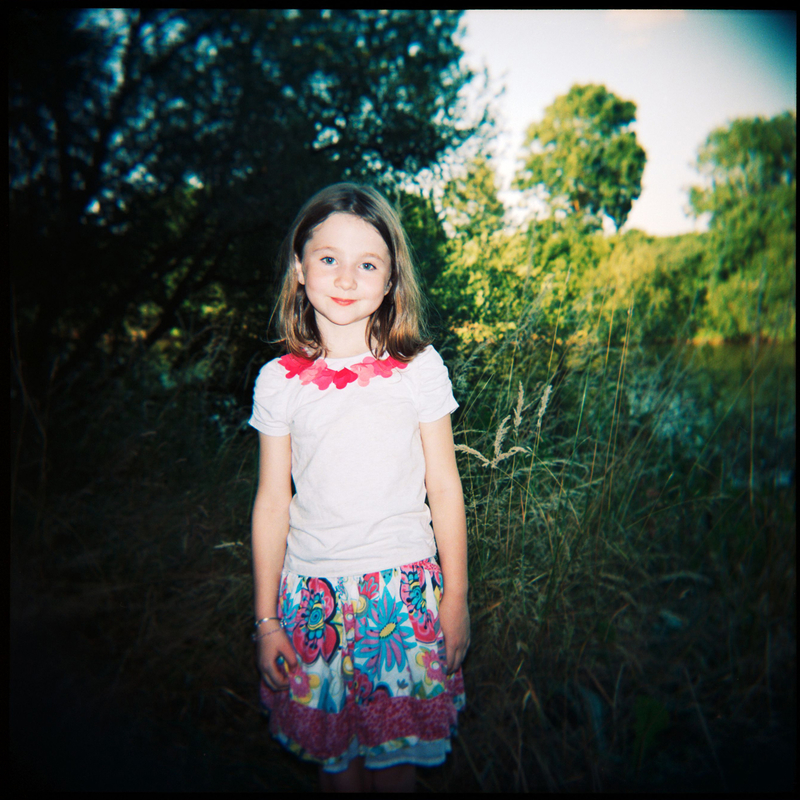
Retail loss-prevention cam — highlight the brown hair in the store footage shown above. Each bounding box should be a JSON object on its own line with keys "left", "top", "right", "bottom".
{"left": 274, "top": 183, "right": 429, "bottom": 361}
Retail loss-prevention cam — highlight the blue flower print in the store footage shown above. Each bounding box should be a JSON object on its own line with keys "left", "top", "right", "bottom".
{"left": 279, "top": 578, "right": 300, "bottom": 631}
{"left": 355, "top": 587, "right": 415, "bottom": 676}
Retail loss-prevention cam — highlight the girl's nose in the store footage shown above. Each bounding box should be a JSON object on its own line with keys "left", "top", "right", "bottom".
{"left": 334, "top": 265, "right": 357, "bottom": 290}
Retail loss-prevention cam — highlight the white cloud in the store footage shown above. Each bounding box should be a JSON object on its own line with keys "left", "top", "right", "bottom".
{"left": 606, "top": 9, "right": 686, "bottom": 32}
{"left": 606, "top": 9, "right": 686, "bottom": 48}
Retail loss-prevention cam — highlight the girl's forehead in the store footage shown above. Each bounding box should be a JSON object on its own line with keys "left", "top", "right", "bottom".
{"left": 304, "top": 213, "right": 390, "bottom": 254}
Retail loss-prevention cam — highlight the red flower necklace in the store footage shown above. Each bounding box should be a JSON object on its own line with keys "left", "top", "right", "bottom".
{"left": 279, "top": 352, "right": 407, "bottom": 390}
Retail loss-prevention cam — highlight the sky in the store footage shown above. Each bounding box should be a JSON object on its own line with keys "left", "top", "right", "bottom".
{"left": 459, "top": 10, "right": 796, "bottom": 236}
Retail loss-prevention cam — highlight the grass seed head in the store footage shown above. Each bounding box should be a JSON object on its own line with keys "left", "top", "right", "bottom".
{"left": 537, "top": 384, "right": 552, "bottom": 429}
{"left": 514, "top": 381, "right": 524, "bottom": 432}
{"left": 493, "top": 415, "right": 511, "bottom": 460}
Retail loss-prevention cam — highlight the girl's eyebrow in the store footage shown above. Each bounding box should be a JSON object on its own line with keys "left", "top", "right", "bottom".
{"left": 309, "top": 245, "right": 387, "bottom": 261}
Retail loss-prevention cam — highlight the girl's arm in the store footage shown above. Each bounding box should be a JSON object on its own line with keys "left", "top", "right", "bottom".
{"left": 420, "top": 414, "right": 470, "bottom": 674}
{"left": 251, "top": 432, "right": 297, "bottom": 689}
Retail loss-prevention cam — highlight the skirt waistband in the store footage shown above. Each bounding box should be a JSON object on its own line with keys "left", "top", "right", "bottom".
{"left": 281, "top": 557, "right": 440, "bottom": 582}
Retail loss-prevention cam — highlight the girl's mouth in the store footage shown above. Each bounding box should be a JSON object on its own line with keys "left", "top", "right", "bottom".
{"left": 331, "top": 298, "right": 356, "bottom": 305}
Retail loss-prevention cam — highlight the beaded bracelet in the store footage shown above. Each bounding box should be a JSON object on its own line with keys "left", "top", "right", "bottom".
{"left": 252, "top": 616, "right": 286, "bottom": 643}
{"left": 251, "top": 625, "right": 285, "bottom": 642}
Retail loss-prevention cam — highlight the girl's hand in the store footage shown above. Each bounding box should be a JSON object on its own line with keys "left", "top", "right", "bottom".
{"left": 438, "top": 591, "right": 471, "bottom": 675}
{"left": 256, "top": 625, "right": 298, "bottom": 691}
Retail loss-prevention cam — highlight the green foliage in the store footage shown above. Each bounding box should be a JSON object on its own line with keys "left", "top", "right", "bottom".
{"left": 689, "top": 112, "right": 796, "bottom": 340}
{"left": 583, "top": 231, "right": 708, "bottom": 343}
{"left": 429, "top": 157, "right": 611, "bottom": 352}
{"left": 515, "top": 84, "right": 646, "bottom": 231}
{"left": 525, "top": 215, "right": 611, "bottom": 332}
{"left": 434, "top": 157, "right": 525, "bottom": 344}
{"left": 690, "top": 112, "right": 796, "bottom": 220}
{"left": 9, "top": 9, "right": 482, "bottom": 393}
{"left": 394, "top": 189, "right": 452, "bottom": 298}
{"left": 446, "top": 304, "right": 794, "bottom": 790}
{"left": 443, "top": 155, "right": 506, "bottom": 240}
{"left": 433, "top": 107, "right": 795, "bottom": 352}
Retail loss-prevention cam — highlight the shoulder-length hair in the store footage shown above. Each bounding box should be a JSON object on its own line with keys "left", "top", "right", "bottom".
{"left": 274, "top": 183, "right": 430, "bottom": 362}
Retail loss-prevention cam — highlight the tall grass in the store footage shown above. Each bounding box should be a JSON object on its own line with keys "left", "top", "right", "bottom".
{"left": 435, "top": 306, "right": 795, "bottom": 791}
{"left": 10, "top": 304, "right": 795, "bottom": 790}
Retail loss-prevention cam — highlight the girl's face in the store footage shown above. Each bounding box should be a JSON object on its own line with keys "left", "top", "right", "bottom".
{"left": 295, "top": 212, "right": 392, "bottom": 348}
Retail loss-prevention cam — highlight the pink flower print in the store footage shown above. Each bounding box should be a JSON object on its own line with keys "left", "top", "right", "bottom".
{"left": 416, "top": 648, "right": 446, "bottom": 686}
{"left": 278, "top": 353, "right": 314, "bottom": 379}
{"left": 428, "top": 566, "right": 444, "bottom": 604}
{"left": 293, "top": 577, "right": 340, "bottom": 664}
{"left": 311, "top": 365, "right": 338, "bottom": 389}
{"left": 362, "top": 355, "right": 383, "bottom": 371}
{"left": 332, "top": 367, "right": 358, "bottom": 389}
{"left": 288, "top": 666, "right": 320, "bottom": 704}
{"left": 340, "top": 601, "right": 358, "bottom": 645}
{"left": 400, "top": 566, "right": 437, "bottom": 643}
{"left": 359, "top": 573, "right": 380, "bottom": 600}
{"left": 385, "top": 356, "right": 407, "bottom": 374}
{"left": 351, "top": 360, "right": 378, "bottom": 386}
{"left": 350, "top": 667, "right": 374, "bottom": 705}
{"left": 370, "top": 356, "right": 399, "bottom": 378}
{"left": 297, "top": 359, "right": 327, "bottom": 386}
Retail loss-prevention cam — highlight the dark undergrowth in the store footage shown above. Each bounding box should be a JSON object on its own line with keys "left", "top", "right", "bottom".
{"left": 10, "top": 330, "right": 796, "bottom": 792}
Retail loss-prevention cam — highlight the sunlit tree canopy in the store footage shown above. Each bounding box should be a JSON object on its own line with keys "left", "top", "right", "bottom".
{"left": 515, "top": 84, "right": 646, "bottom": 232}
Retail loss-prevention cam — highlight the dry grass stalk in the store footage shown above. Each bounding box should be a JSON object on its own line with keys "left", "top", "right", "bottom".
{"left": 536, "top": 384, "right": 552, "bottom": 429}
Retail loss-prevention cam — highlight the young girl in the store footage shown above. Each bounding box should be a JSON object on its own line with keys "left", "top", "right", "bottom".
{"left": 248, "top": 183, "right": 469, "bottom": 792}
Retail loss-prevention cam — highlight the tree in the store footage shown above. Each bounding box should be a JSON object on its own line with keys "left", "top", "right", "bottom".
{"left": 433, "top": 154, "right": 609, "bottom": 349}
{"left": 393, "top": 189, "right": 452, "bottom": 310}
{"left": 436, "top": 156, "right": 523, "bottom": 342}
{"left": 9, "top": 9, "right": 482, "bottom": 392}
{"left": 584, "top": 231, "right": 707, "bottom": 343}
{"left": 689, "top": 112, "right": 796, "bottom": 339}
{"left": 515, "top": 84, "right": 646, "bottom": 231}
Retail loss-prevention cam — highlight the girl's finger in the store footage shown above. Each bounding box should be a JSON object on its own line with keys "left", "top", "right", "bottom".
{"left": 282, "top": 649, "right": 299, "bottom": 670}
{"left": 447, "top": 643, "right": 468, "bottom": 674}
{"left": 446, "top": 647, "right": 458, "bottom": 674}
{"left": 272, "top": 632, "right": 298, "bottom": 669}
{"left": 264, "top": 668, "right": 289, "bottom": 691}
{"left": 261, "top": 656, "right": 291, "bottom": 690}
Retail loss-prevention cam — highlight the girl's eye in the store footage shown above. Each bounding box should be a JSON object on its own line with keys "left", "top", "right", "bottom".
{"left": 361, "top": 262, "right": 376, "bottom": 271}
{"left": 321, "top": 256, "right": 335, "bottom": 265}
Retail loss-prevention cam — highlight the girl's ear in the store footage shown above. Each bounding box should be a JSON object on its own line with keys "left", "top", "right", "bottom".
{"left": 294, "top": 255, "right": 305, "bottom": 286}
{"left": 384, "top": 279, "right": 392, "bottom": 296}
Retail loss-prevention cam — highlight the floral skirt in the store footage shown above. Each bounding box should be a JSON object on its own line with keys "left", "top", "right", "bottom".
{"left": 259, "top": 558, "right": 466, "bottom": 773}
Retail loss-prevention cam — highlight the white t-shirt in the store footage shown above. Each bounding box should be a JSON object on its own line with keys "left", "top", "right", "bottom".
{"left": 249, "top": 345, "right": 458, "bottom": 577}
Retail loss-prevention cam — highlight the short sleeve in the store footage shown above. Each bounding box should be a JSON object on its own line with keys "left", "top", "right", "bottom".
{"left": 249, "top": 359, "right": 291, "bottom": 436}
{"left": 410, "top": 346, "right": 459, "bottom": 423}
